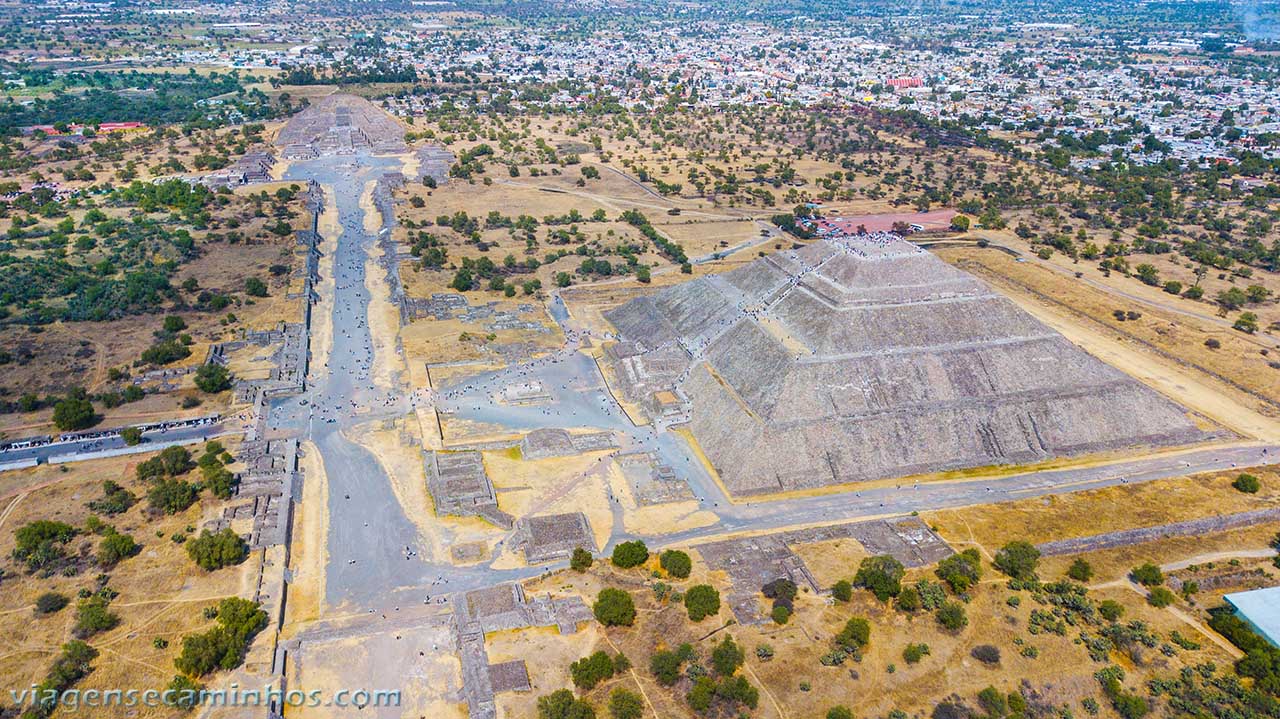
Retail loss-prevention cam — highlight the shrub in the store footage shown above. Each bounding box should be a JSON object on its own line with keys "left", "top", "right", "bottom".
{"left": 649, "top": 650, "right": 683, "bottom": 686}
{"left": 710, "top": 635, "right": 744, "bottom": 676}
{"left": 136, "top": 446, "right": 194, "bottom": 481}
{"left": 536, "top": 689, "right": 595, "bottom": 719}
{"left": 185, "top": 528, "right": 249, "bottom": 571}
{"left": 935, "top": 548, "right": 983, "bottom": 593}
{"left": 608, "top": 688, "right": 644, "bottom": 719}
{"left": 13, "top": 519, "right": 77, "bottom": 570}
{"left": 835, "top": 617, "right": 871, "bottom": 650}
{"left": 684, "top": 584, "right": 721, "bottom": 621}
{"left": 993, "top": 541, "right": 1040, "bottom": 580}
{"left": 73, "top": 595, "right": 119, "bottom": 638}
{"left": 771, "top": 604, "right": 791, "bottom": 625}
{"left": 659, "top": 550, "right": 692, "bottom": 578}
{"left": 762, "top": 578, "right": 797, "bottom": 601}
{"left": 148, "top": 479, "right": 200, "bottom": 514}
{"left": 971, "top": 645, "right": 1001, "bottom": 665}
{"left": 903, "top": 643, "right": 930, "bottom": 664}
{"left": 98, "top": 531, "right": 139, "bottom": 567}
{"left": 593, "top": 588, "right": 636, "bottom": 627}
{"left": 244, "top": 277, "right": 268, "bottom": 297}
{"left": 164, "top": 675, "right": 205, "bottom": 711}
{"left": 895, "top": 585, "right": 922, "bottom": 612}
{"left": 687, "top": 676, "right": 715, "bottom": 713}
{"left": 1098, "top": 599, "right": 1125, "bottom": 622}
{"left": 831, "top": 579, "right": 852, "bottom": 602}
{"left": 35, "top": 592, "right": 70, "bottom": 615}
{"left": 611, "top": 540, "right": 648, "bottom": 568}
{"left": 854, "top": 554, "right": 905, "bottom": 600}
{"left": 828, "top": 707, "right": 854, "bottom": 719}
{"left": 570, "top": 547, "right": 593, "bottom": 572}
{"left": 570, "top": 650, "right": 615, "bottom": 690}
{"left": 1147, "top": 587, "right": 1176, "bottom": 608}
{"left": 936, "top": 601, "right": 968, "bottom": 632}
{"left": 174, "top": 597, "right": 267, "bottom": 677}
{"left": 1067, "top": 558, "right": 1094, "bottom": 582}
{"left": 1234, "top": 473, "right": 1261, "bottom": 493}
{"left": 978, "top": 686, "right": 1007, "bottom": 717}
{"left": 1130, "top": 562, "right": 1164, "bottom": 586}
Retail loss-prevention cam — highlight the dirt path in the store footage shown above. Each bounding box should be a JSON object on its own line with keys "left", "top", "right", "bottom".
{"left": 983, "top": 270, "right": 1280, "bottom": 442}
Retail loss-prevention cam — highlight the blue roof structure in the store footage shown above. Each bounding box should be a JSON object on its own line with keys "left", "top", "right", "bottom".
{"left": 1225, "top": 586, "right": 1280, "bottom": 647}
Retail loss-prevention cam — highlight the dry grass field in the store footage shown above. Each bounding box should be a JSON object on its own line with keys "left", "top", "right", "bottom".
{"left": 0, "top": 442, "right": 260, "bottom": 718}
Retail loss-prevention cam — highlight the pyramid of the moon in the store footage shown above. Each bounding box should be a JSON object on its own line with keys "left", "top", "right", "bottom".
{"left": 276, "top": 93, "right": 406, "bottom": 156}
{"left": 603, "top": 234, "right": 1209, "bottom": 497}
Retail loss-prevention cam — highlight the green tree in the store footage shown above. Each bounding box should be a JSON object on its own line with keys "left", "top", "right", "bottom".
{"left": 935, "top": 548, "right": 982, "bottom": 593}
{"left": 993, "top": 541, "right": 1040, "bottom": 581}
{"left": 1234, "top": 312, "right": 1259, "bottom": 334}
{"left": 828, "top": 707, "right": 855, "bottom": 719}
{"left": 978, "top": 686, "right": 1007, "bottom": 717}
{"left": 1147, "top": 587, "right": 1176, "bottom": 608}
{"left": 53, "top": 395, "right": 96, "bottom": 431}
{"left": 537, "top": 689, "right": 595, "bottom": 719}
{"left": 570, "top": 651, "right": 615, "bottom": 690}
{"left": 593, "top": 588, "right": 636, "bottom": 627}
{"left": 659, "top": 549, "right": 691, "bottom": 579}
{"left": 570, "top": 547, "right": 593, "bottom": 572}
{"left": 194, "top": 363, "right": 232, "bottom": 393}
{"left": 1130, "top": 562, "right": 1164, "bottom": 586}
{"left": 120, "top": 427, "right": 143, "bottom": 446}
{"left": 649, "top": 650, "right": 683, "bottom": 686}
{"left": 608, "top": 689, "right": 644, "bottom": 719}
{"left": 835, "top": 617, "right": 870, "bottom": 650}
{"left": 710, "top": 635, "right": 744, "bottom": 676}
{"left": 903, "top": 643, "right": 930, "bottom": 664}
{"left": 244, "top": 277, "right": 268, "bottom": 297}
{"left": 854, "top": 554, "right": 905, "bottom": 600}
{"left": 164, "top": 675, "right": 205, "bottom": 711}
{"left": 174, "top": 597, "right": 267, "bottom": 677}
{"left": 684, "top": 585, "right": 720, "bottom": 622}
{"left": 1135, "top": 264, "right": 1160, "bottom": 286}
{"left": 611, "top": 540, "right": 649, "bottom": 568}
{"left": 148, "top": 479, "right": 200, "bottom": 514}
{"left": 185, "top": 528, "right": 249, "bottom": 571}
{"left": 13, "top": 519, "right": 77, "bottom": 570}
{"left": 950, "top": 215, "right": 971, "bottom": 232}
{"left": 73, "top": 595, "right": 120, "bottom": 638}
{"left": 1098, "top": 599, "right": 1125, "bottom": 622}
{"left": 831, "top": 579, "right": 852, "bottom": 602}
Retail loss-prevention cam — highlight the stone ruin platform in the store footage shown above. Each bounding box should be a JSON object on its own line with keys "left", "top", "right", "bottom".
{"left": 520, "top": 428, "right": 616, "bottom": 460}
{"left": 604, "top": 234, "right": 1211, "bottom": 497}
{"left": 453, "top": 583, "right": 592, "bottom": 719}
{"left": 511, "top": 512, "right": 595, "bottom": 563}
{"left": 695, "top": 515, "right": 953, "bottom": 624}
{"left": 426, "top": 450, "right": 513, "bottom": 529}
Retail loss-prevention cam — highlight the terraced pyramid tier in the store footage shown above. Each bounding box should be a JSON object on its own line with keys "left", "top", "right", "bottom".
{"left": 604, "top": 235, "right": 1210, "bottom": 496}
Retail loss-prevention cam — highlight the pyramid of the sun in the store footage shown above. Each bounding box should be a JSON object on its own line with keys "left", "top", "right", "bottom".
{"left": 604, "top": 235, "right": 1208, "bottom": 497}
